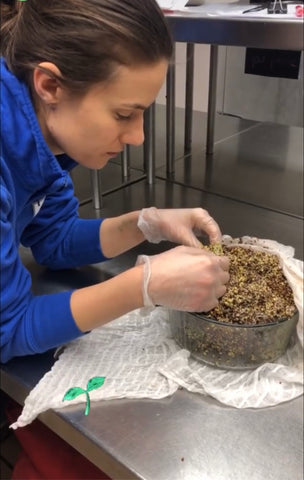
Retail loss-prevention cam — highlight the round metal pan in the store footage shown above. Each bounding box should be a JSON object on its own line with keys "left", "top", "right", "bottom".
{"left": 170, "top": 309, "right": 299, "bottom": 369}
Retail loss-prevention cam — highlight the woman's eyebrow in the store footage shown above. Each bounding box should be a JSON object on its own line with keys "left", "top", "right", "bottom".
{"left": 120, "top": 103, "right": 147, "bottom": 110}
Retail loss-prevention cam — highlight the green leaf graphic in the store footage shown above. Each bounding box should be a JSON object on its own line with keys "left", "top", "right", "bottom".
{"left": 62, "top": 376, "right": 106, "bottom": 415}
{"left": 63, "top": 387, "right": 86, "bottom": 401}
{"left": 86, "top": 376, "right": 106, "bottom": 392}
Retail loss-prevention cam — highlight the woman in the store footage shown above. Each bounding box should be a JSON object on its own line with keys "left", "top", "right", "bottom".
{"left": 1, "top": 0, "right": 230, "bottom": 477}
{"left": 0, "top": 0, "right": 229, "bottom": 365}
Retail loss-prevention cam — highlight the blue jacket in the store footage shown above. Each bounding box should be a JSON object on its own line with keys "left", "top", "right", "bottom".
{"left": 0, "top": 58, "right": 108, "bottom": 363}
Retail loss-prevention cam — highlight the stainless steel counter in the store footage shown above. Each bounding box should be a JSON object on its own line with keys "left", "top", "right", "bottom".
{"left": 2, "top": 352, "right": 303, "bottom": 480}
{"left": 163, "top": 1, "right": 304, "bottom": 177}
{"left": 166, "top": 2, "right": 304, "bottom": 50}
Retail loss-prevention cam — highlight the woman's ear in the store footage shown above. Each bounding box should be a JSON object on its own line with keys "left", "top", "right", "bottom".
{"left": 33, "top": 62, "right": 64, "bottom": 106}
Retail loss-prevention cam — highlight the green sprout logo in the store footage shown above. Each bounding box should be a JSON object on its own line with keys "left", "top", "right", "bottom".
{"left": 63, "top": 376, "right": 106, "bottom": 415}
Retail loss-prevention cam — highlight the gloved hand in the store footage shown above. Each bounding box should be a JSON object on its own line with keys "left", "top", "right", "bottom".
{"left": 137, "top": 207, "right": 221, "bottom": 247}
{"left": 136, "top": 246, "right": 230, "bottom": 312}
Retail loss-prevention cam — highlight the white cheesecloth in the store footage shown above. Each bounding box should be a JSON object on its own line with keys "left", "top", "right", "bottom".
{"left": 11, "top": 236, "right": 303, "bottom": 429}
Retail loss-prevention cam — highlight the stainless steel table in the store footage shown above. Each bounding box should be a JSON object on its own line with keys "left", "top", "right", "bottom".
{"left": 167, "top": 2, "right": 303, "bottom": 49}
{"left": 1, "top": 181, "right": 303, "bottom": 480}
{"left": 165, "top": 1, "right": 304, "bottom": 170}
{"left": 2, "top": 352, "right": 303, "bottom": 480}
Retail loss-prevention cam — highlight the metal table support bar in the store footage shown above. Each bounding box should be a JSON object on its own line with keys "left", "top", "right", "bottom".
{"left": 121, "top": 145, "right": 130, "bottom": 180}
{"left": 143, "top": 103, "right": 156, "bottom": 184}
{"left": 184, "top": 43, "right": 195, "bottom": 155}
{"left": 166, "top": 45, "right": 176, "bottom": 176}
{"left": 206, "top": 44, "right": 219, "bottom": 156}
{"left": 90, "top": 169, "right": 103, "bottom": 210}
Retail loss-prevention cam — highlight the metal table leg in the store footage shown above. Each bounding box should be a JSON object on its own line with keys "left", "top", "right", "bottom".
{"left": 184, "top": 43, "right": 195, "bottom": 155}
{"left": 206, "top": 44, "right": 219, "bottom": 156}
{"left": 121, "top": 145, "right": 130, "bottom": 180}
{"left": 166, "top": 44, "right": 176, "bottom": 176}
{"left": 90, "top": 169, "right": 103, "bottom": 210}
{"left": 143, "top": 103, "right": 156, "bottom": 184}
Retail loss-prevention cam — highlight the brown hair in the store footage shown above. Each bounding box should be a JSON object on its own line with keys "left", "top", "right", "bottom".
{"left": 1, "top": 0, "right": 173, "bottom": 93}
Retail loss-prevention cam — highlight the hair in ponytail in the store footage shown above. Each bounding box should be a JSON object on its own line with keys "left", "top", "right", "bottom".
{"left": 1, "top": 0, "right": 172, "bottom": 93}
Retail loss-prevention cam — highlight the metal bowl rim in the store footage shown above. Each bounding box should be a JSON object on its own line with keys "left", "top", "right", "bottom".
{"left": 188, "top": 309, "right": 299, "bottom": 329}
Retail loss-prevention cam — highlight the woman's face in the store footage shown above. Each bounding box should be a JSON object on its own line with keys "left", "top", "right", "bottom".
{"left": 37, "top": 60, "right": 168, "bottom": 169}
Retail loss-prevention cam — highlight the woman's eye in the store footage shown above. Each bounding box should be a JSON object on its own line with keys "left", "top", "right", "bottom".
{"left": 116, "top": 113, "right": 132, "bottom": 121}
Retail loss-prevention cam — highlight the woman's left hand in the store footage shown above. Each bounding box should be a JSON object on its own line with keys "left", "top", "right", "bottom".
{"left": 137, "top": 207, "right": 222, "bottom": 247}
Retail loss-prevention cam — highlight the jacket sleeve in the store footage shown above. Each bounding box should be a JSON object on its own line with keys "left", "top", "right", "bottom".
{"left": 21, "top": 172, "right": 109, "bottom": 269}
{"left": 0, "top": 182, "right": 84, "bottom": 363}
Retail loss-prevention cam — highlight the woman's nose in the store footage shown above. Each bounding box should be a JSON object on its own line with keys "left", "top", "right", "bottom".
{"left": 120, "top": 117, "right": 145, "bottom": 146}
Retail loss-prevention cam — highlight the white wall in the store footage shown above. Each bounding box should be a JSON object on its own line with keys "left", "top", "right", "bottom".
{"left": 156, "top": 43, "right": 304, "bottom": 127}
{"left": 156, "top": 42, "right": 211, "bottom": 112}
{"left": 222, "top": 47, "right": 304, "bottom": 127}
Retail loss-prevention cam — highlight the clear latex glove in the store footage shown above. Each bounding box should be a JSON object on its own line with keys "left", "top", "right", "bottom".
{"left": 137, "top": 207, "right": 221, "bottom": 247}
{"left": 136, "top": 246, "right": 230, "bottom": 312}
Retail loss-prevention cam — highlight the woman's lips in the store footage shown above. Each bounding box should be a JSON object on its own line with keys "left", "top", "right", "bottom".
{"left": 106, "top": 151, "right": 122, "bottom": 156}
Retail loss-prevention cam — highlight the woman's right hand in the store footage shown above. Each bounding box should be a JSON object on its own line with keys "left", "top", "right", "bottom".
{"left": 136, "top": 246, "right": 230, "bottom": 312}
